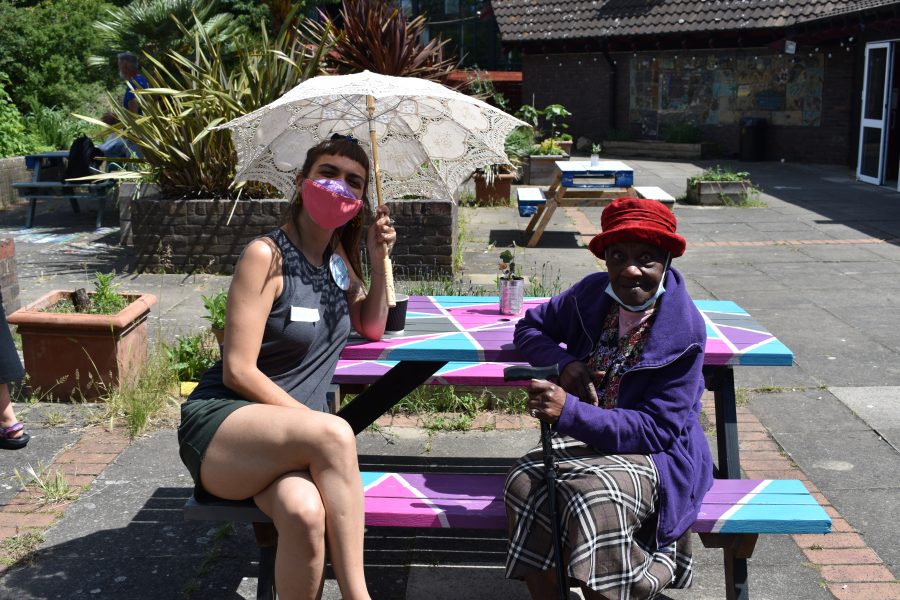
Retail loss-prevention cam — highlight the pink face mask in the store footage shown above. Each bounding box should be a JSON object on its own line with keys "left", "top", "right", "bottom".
{"left": 301, "top": 178, "right": 363, "bottom": 229}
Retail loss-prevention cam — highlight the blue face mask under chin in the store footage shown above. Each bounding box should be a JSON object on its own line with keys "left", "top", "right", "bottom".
{"left": 605, "top": 274, "right": 666, "bottom": 312}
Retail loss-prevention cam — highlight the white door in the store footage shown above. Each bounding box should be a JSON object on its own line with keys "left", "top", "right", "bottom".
{"left": 858, "top": 43, "right": 894, "bottom": 184}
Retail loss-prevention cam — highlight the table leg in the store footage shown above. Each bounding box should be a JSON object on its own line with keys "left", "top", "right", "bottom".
{"left": 337, "top": 360, "right": 446, "bottom": 434}
{"left": 704, "top": 365, "right": 741, "bottom": 479}
{"left": 524, "top": 205, "right": 545, "bottom": 236}
{"left": 703, "top": 365, "right": 748, "bottom": 598}
{"left": 526, "top": 199, "right": 558, "bottom": 248}
{"left": 26, "top": 199, "right": 36, "bottom": 228}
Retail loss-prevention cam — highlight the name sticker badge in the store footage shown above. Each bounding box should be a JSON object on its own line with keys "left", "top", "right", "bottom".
{"left": 329, "top": 254, "right": 350, "bottom": 291}
{"left": 290, "top": 306, "right": 320, "bottom": 323}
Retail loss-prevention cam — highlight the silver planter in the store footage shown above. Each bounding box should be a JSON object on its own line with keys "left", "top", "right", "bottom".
{"left": 499, "top": 278, "right": 525, "bottom": 315}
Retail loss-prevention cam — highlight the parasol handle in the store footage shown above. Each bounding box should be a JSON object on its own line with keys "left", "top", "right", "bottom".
{"left": 367, "top": 94, "right": 396, "bottom": 307}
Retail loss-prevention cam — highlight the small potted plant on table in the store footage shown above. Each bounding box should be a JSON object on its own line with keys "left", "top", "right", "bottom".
{"left": 498, "top": 249, "right": 525, "bottom": 315}
{"left": 7, "top": 272, "right": 157, "bottom": 400}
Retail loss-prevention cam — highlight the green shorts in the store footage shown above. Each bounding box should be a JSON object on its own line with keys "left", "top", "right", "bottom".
{"left": 178, "top": 397, "right": 254, "bottom": 493}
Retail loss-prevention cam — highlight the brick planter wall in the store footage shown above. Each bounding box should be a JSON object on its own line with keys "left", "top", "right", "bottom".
{"left": 0, "top": 157, "right": 29, "bottom": 210}
{"left": 0, "top": 238, "right": 20, "bottom": 315}
{"left": 131, "top": 196, "right": 456, "bottom": 277}
{"left": 386, "top": 200, "right": 456, "bottom": 279}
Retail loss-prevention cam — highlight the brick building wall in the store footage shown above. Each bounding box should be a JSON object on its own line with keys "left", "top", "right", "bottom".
{"left": 522, "top": 52, "right": 613, "bottom": 145}
{"left": 525, "top": 46, "right": 858, "bottom": 165}
{"left": 130, "top": 196, "right": 456, "bottom": 277}
{"left": 0, "top": 238, "right": 20, "bottom": 315}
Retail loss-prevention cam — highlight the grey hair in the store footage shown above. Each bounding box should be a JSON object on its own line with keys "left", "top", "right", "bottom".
{"left": 117, "top": 52, "right": 139, "bottom": 69}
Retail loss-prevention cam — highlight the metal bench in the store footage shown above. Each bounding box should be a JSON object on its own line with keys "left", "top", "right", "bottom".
{"left": 184, "top": 474, "right": 830, "bottom": 600}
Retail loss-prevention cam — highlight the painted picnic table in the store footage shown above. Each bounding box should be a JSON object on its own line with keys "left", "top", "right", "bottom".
{"left": 336, "top": 295, "right": 793, "bottom": 481}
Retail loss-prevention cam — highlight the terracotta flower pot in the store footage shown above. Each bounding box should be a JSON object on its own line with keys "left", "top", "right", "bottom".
{"left": 7, "top": 290, "right": 157, "bottom": 400}
{"left": 474, "top": 172, "right": 515, "bottom": 206}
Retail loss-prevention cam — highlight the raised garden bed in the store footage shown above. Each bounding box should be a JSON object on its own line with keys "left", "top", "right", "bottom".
{"left": 602, "top": 140, "right": 716, "bottom": 160}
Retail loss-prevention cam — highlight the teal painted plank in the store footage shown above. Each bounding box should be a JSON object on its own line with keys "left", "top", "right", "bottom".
{"left": 701, "top": 494, "right": 821, "bottom": 506}
{"left": 716, "top": 505, "right": 832, "bottom": 534}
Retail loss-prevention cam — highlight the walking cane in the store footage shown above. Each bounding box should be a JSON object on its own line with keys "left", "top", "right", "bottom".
{"left": 504, "top": 364, "right": 568, "bottom": 600}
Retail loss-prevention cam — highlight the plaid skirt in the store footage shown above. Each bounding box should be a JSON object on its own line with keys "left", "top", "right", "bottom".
{"left": 504, "top": 435, "right": 692, "bottom": 599}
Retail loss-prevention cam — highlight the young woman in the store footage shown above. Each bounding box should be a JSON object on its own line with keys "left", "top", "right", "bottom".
{"left": 178, "top": 135, "right": 395, "bottom": 600}
{"left": 505, "top": 197, "right": 713, "bottom": 600}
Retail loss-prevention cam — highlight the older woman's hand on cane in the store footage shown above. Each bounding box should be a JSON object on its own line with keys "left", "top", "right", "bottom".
{"left": 526, "top": 379, "right": 568, "bottom": 424}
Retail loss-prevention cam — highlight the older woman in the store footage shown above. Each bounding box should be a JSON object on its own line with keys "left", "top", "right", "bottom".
{"left": 505, "top": 197, "right": 713, "bottom": 600}
{"left": 179, "top": 135, "right": 395, "bottom": 600}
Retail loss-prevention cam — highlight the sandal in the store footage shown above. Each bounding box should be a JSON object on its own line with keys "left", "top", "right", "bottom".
{"left": 0, "top": 422, "right": 30, "bottom": 450}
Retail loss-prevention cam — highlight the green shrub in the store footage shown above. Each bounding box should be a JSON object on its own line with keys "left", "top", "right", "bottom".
{"left": 201, "top": 290, "right": 228, "bottom": 330}
{"left": 23, "top": 101, "right": 86, "bottom": 151}
{"left": 688, "top": 165, "right": 751, "bottom": 187}
{"left": 0, "top": 77, "right": 29, "bottom": 158}
{"left": 0, "top": 0, "right": 118, "bottom": 114}
{"left": 166, "top": 331, "right": 218, "bottom": 382}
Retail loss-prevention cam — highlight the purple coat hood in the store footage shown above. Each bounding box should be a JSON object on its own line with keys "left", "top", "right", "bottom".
{"left": 513, "top": 267, "right": 713, "bottom": 547}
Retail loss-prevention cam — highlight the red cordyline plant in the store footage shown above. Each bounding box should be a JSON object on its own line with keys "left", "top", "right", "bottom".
{"left": 310, "top": 0, "right": 457, "bottom": 82}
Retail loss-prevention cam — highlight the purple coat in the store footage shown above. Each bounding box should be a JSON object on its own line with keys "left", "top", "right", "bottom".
{"left": 513, "top": 266, "right": 713, "bottom": 547}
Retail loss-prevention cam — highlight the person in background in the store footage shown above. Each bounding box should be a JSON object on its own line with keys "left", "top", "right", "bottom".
{"left": 505, "top": 197, "right": 713, "bottom": 599}
{"left": 98, "top": 51, "right": 149, "bottom": 158}
{"left": 0, "top": 292, "right": 27, "bottom": 450}
{"left": 178, "top": 134, "right": 394, "bottom": 600}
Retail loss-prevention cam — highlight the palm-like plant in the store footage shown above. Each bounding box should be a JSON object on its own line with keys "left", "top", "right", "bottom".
{"left": 310, "top": 0, "right": 456, "bottom": 82}
{"left": 77, "top": 14, "right": 333, "bottom": 198}
{"left": 88, "top": 0, "right": 243, "bottom": 70}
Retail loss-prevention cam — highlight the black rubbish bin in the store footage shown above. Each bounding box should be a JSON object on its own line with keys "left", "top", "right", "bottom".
{"left": 739, "top": 117, "right": 767, "bottom": 161}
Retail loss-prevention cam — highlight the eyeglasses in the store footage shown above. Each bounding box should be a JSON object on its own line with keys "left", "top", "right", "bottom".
{"left": 330, "top": 133, "right": 359, "bottom": 144}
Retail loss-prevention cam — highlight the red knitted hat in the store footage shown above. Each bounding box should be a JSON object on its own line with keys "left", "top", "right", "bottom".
{"left": 588, "top": 197, "right": 686, "bottom": 259}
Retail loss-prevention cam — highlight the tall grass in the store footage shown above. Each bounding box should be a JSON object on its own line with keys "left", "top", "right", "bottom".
{"left": 103, "top": 340, "right": 180, "bottom": 438}
{"left": 24, "top": 102, "right": 85, "bottom": 150}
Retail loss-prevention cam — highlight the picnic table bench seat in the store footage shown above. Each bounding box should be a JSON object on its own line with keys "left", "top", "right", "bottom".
{"left": 514, "top": 186, "right": 547, "bottom": 217}
{"left": 12, "top": 179, "right": 115, "bottom": 229}
{"left": 184, "top": 475, "right": 830, "bottom": 600}
{"left": 633, "top": 185, "right": 676, "bottom": 208}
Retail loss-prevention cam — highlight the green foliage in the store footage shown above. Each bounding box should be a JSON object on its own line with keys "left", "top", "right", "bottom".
{"left": 515, "top": 103, "right": 571, "bottom": 141}
{"left": 498, "top": 247, "right": 522, "bottom": 280}
{"left": 90, "top": 272, "right": 128, "bottom": 315}
{"left": 23, "top": 100, "right": 86, "bottom": 151}
{"left": 80, "top": 14, "right": 332, "bottom": 197}
{"left": 14, "top": 463, "right": 79, "bottom": 505}
{"left": 0, "top": 0, "right": 118, "bottom": 114}
{"left": 104, "top": 340, "right": 180, "bottom": 438}
{"left": 88, "top": 0, "right": 245, "bottom": 72}
{"left": 201, "top": 289, "right": 227, "bottom": 330}
{"left": 591, "top": 143, "right": 602, "bottom": 154}
{"left": 662, "top": 121, "right": 701, "bottom": 144}
{"left": 688, "top": 165, "right": 751, "bottom": 187}
{"left": 0, "top": 77, "right": 30, "bottom": 158}
{"left": 310, "top": 0, "right": 456, "bottom": 81}
{"left": 463, "top": 68, "right": 510, "bottom": 111}
{"left": 542, "top": 103, "right": 571, "bottom": 138}
{"left": 166, "top": 331, "right": 218, "bottom": 382}
{"left": 532, "top": 138, "right": 566, "bottom": 156}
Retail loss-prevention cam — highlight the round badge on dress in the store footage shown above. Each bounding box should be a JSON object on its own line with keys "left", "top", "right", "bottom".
{"left": 329, "top": 254, "right": 350, "bottom": 291}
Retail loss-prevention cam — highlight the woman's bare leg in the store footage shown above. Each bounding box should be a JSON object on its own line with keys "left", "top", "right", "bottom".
{"left": 254, "top": 471, "right": 326, "bottom": 600}
{"left": 200, "top": 404, "right": 369, "bottom": 600}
